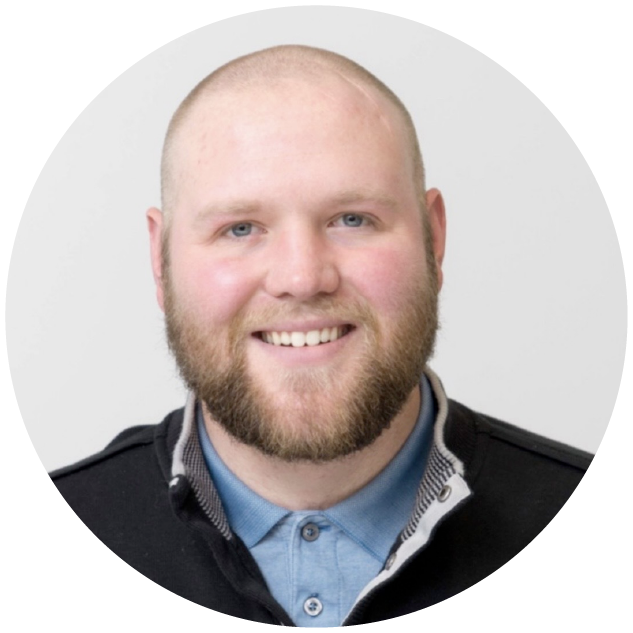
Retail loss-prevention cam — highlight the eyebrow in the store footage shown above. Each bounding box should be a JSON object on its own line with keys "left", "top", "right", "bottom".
{"left": 193, "top": 201, "right": 262, "bottom": 227}
{"left": 328, "top": 190, "right": 400, "bottom": 211}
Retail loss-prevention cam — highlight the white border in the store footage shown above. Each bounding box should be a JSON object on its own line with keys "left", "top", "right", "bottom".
{"left": 3, "top": 2, "right": 630, "bottom": 631}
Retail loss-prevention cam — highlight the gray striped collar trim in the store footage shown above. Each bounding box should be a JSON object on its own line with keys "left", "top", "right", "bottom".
{"left": 400, "top": 367, "right": 468, "bottom": 542}
{"left": 170, "top": 366, "right": 470, "bottom": 547}
{"left": 171, "top": 394, "right": 232, "bottom": 539}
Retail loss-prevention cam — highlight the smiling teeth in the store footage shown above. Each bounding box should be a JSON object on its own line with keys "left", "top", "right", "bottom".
{"left": 262, "top": 327, "right": 346, "bottom": 346}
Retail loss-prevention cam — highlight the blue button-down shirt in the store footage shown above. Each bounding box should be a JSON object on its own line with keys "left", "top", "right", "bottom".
{"left": 197, "top": 376, "right": 436, "bottom": 626}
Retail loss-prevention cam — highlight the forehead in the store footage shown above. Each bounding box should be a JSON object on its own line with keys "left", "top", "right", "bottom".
{"left": 167, "top": 75, "right": 415, "bottom": 209}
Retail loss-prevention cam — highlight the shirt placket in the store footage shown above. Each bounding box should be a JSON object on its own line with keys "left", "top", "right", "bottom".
{"left": 291, "top": 514, "right": 340, "bottom": 627}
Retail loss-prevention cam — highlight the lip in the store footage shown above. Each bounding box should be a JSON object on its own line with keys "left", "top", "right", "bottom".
{"left": 252, "top": 319, "right": 354, "bottom": 334}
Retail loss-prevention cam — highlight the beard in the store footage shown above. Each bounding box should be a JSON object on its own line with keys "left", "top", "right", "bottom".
{"left": 163, "top": 235, "right": 440, "bottom": 463}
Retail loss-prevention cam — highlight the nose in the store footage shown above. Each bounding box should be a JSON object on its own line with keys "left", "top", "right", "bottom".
{"left": 263, "top": 225, "right": 340, "bottom": 300}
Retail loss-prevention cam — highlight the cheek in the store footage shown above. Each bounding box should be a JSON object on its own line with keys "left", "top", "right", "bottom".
{"left": 347, "top": 246, "right": 427, "bottom": 315}
{"left": 172, "top": 255, "right": 259, "bottom": 325}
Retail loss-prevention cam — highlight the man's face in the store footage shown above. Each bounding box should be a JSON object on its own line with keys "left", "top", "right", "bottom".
{"left": 149, "top": 77, "right": 446, "bottom": 462}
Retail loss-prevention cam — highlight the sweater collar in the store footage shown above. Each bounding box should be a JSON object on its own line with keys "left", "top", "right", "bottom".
{"left": 170, "top": 366, "right": 470, "bottom": 545}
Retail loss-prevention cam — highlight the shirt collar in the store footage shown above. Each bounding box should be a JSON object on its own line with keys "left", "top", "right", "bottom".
{"left": 196, "top": 375, "right": 436, "bottom": 559}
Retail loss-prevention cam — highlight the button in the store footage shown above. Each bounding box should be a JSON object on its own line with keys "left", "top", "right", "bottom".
{"left": 301, "top": 523, "right": 320, "bottom": 541}
{"left": 384, "top": 553, "right": 397, "bottom": 570}
{"left": 303, "top": 597, "right": 323, "bottom": 617}
{"left": 438, "top": 485, "right": 452, "bottom": 502}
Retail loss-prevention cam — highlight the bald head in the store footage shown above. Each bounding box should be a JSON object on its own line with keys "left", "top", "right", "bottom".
{"left": 160, "top": 45, "right": 426, "bottom": 224}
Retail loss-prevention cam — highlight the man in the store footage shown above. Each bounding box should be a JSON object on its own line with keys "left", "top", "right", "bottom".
{"left": 52, "top": 45, "right": 592, "bottom": 626}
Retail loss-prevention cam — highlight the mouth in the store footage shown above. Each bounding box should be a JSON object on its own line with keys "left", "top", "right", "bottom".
{"left": 254, "top": 325, "right": 356, "bottom": 347}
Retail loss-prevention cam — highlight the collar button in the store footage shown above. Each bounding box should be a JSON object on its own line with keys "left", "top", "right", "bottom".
{"left": 301, "top": 523, "right": 320, "bottom": 541}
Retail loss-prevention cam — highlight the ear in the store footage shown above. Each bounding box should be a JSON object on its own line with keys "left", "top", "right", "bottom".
{"left": 146, "top": 207, "right": 166, "bottom": 312}
{"left": 425, "top": 188, "right": 447, "bottom": 290}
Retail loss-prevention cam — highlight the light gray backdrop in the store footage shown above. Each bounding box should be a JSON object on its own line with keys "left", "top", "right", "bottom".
{"left": 6, "top": 6, "right": 626, "bottom": 471}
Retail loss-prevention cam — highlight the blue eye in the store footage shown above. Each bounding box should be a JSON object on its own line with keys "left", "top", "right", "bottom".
{"left": 341, "top": 214, "right": 364, "bottom": 227}
{"left": 229, "top": 222, "right": 253, "bottom": 237}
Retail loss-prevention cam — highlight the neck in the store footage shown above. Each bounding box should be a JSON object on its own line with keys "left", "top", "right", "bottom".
{"left": 202, "top": 386, "right": 421, "bottom": 511}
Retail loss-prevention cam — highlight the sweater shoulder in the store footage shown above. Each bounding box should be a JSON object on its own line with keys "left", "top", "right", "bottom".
{"left": 49, "top": 408, "right": 184, "bottom": 482}
{"left": 447, "top": 399, "right": 593, "bottom": 473}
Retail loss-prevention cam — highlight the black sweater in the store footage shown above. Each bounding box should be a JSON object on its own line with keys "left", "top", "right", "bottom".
{"left": 52, "top": 395, "right": 591, "bottom": 626}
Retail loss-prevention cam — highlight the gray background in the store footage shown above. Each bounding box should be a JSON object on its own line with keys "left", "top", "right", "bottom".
{"left": 6, "top": 6, "right": 626, "bottom": 472}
